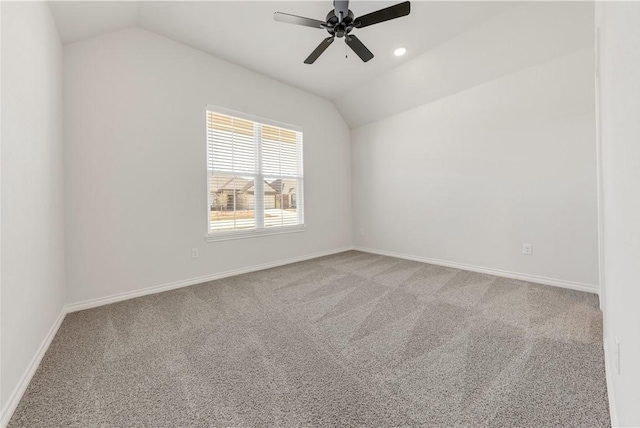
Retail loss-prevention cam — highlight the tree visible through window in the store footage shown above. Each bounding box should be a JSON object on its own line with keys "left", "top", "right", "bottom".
{"left": 206, "top": 107, "right": 304, "bottom": 236}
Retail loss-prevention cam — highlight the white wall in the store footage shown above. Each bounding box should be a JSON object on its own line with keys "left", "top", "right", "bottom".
{"left": 352, "top": 46, "right": 598, "bottom": 290}
{"left": 335, "top": 2, "right": 595, "bottom": 128}
{"left": 596, "top": 3, "right": 640, "bottom": 426}
{"left": 63, "top": 27, "right": 351, "bottom": 305}
{"left": 0, "top": 0, "right": 65, "bottom": 421}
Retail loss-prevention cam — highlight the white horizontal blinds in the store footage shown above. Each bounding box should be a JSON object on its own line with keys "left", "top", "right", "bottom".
{"left": 262, "top": 125, "right": 298, "bottom": 176}
{"left": 207, "top": 112, "right": 257, "bottom": 232}
{"left": 207, "top": 108, "right": 303, "bottom": 234}
{"left": 261, "top": 125, "right": 303, "bottom": 228}
{"left": 207, "top": 112, "right": 256, "bottom": 174}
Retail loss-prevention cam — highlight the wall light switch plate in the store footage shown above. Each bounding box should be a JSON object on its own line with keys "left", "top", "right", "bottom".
{"left": 522, "top": 244, "right": 532, "bottom": 255}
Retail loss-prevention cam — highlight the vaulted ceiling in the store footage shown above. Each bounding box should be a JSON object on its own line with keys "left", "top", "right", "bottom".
{"left": 48, "top": 1, "right": 594, "bottom": 128}
{"left": 49, "top": 1, "right": 513, "bottom": 100}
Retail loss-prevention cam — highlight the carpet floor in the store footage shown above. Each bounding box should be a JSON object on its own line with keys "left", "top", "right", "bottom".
{"left": 9, "top": 251, "right": 609, "bottom": 427}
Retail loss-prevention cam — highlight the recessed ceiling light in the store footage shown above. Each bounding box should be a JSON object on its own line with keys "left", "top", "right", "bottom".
{"left": 394, "top": 47, "right": 407, "bottom": 57}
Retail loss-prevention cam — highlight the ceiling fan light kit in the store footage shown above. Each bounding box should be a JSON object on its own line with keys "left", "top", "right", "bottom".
{"left": 274, "top": 0, "right": 411, "bottom": 64}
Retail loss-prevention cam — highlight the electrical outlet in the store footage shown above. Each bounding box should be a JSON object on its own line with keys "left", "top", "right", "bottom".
{"left": 614, "top": 338, "right": 621, "bottom": 375}
{"left": 191, "top": 248, "right": 199, "bottom": 259}
{"left": 359, "top": 228, "right": 364, "bottom": 236}
{"left": 522, "top": 243, "right": 532, "bottom": 255}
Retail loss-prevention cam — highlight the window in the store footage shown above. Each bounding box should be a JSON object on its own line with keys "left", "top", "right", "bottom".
{"left": 206, "top": 106, "right": 304, "bottom": 240}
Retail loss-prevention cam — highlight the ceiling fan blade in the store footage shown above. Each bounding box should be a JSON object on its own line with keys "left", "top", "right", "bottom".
{"left": 304, "top": 36, "right": 335, "bottom": 64}
{"left": 346, "top": 35, "right": 374, "bottom": 62}
{"left": 274, "top": 12, "right": 325, "bottom": 29}
{"left": 354, "top": 1, "right": 411, "bottom": 28}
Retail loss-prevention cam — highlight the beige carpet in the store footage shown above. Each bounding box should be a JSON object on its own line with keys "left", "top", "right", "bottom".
{"left": 9, "top": 251, "right": 609, "bottom": 427}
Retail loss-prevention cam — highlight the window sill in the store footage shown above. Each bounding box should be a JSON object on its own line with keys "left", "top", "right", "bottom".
{"left": 205, "top": 225, "right": 306, "bottom": 243}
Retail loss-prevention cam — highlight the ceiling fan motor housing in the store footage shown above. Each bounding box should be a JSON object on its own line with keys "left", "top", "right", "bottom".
{"left": 325, "top": 9, "right": 355, "bottom": 38}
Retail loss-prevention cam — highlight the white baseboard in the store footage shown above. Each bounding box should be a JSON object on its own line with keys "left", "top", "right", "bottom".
{"left": 1, "top": 309, "right": 66, "bottom": 428}
{"left": 603, "top": 338, "right": 620, "bottom": 427}
{"left": 65, "top": 246, "right": 355, "bottom": 313}
{"left": 353, "top": 246, "right": 599, "bottom": 294}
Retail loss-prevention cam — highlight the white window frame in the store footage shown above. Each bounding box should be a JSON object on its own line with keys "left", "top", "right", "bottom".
{"left": 205, "top": 105, "right": 305, "bottom": 242}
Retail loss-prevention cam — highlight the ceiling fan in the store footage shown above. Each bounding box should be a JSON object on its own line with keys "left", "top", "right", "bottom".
{"left": 274, "top": 1, "right": 411, "bottom": 64}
